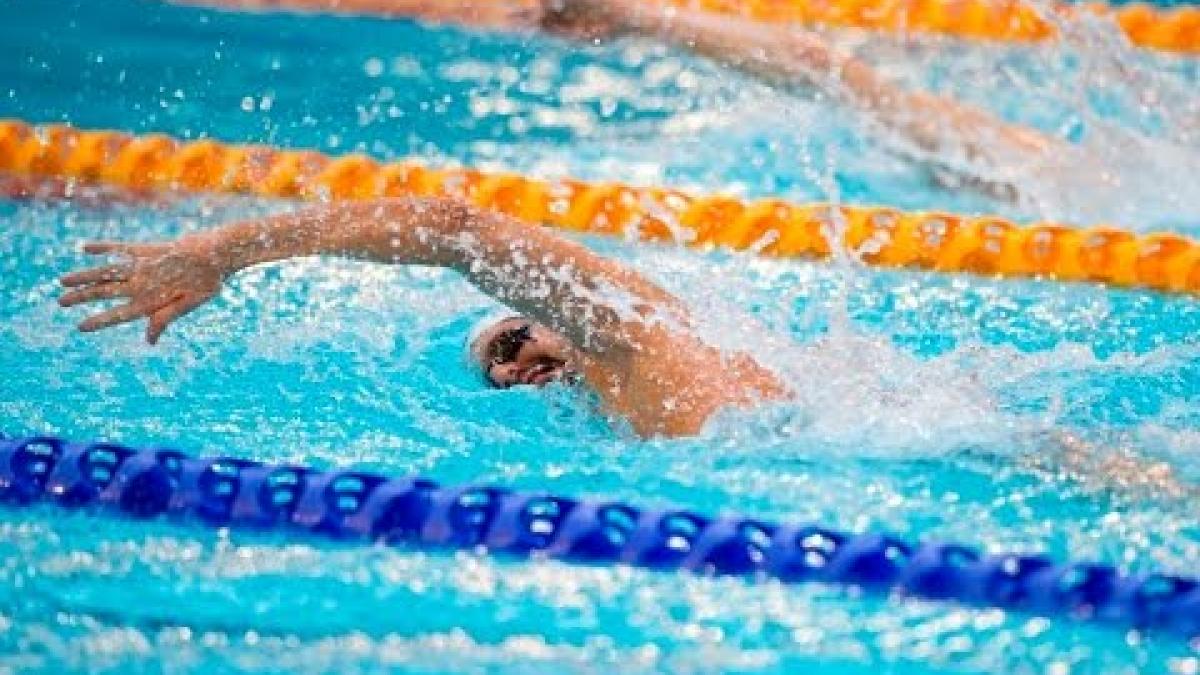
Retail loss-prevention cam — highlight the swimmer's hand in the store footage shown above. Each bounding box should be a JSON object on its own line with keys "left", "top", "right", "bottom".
{"left": 58, "top": 237, "right": 225, "bottom": 344}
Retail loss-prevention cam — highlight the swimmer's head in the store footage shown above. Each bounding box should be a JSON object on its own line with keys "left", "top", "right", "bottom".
{"left": 466, "top": 313, "right": 580, "bottom": 389}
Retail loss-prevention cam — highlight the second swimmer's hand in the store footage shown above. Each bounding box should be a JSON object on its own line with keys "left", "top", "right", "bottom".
{"left": 58, "top": 236, "right": 227, "bottom": 345}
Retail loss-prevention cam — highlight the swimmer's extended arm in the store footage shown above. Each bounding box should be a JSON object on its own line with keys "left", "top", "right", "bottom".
{"left": 571, "top": 0, "right": 1052, "bottom": 170}
{"left": 169, "top": 0, "right": 1051, "bottom": 172}
{"left": 1030, "top": 432, "right": 1197, "bottom": 503}
{"left": 58, "top": 196, "right": 686, "bottom": 350}
{"left": 173, "top": 0, "right": 618, "bottom": 36}
{"left": 173, "top": 0, "right": 546, "bottom": 28}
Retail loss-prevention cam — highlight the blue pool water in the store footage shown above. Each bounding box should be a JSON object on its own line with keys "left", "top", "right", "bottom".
{"left": 2, "top": 0, "right": 1200, "bottom": 671}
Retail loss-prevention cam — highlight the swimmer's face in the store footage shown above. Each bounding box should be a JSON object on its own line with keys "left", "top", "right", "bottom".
{"left": 471, "top": 316, "right": 579, "bottom": 389}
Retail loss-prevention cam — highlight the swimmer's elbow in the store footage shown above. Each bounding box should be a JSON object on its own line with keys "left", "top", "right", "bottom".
{"left": 319, "top": 196, "right": 482, "bottom": 265}
{"left": 359, "top": 195, "right": 478, "bottom": 234}
{"left": 396, "top": 195, "right": 510, "bottom": 245}
{"left": 420, "top": 195, "right": 479, "bottom": 231}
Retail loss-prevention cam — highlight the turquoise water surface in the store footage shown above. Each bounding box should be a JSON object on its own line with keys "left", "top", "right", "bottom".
{"left": 2, "top": 0, "right": 1200, "bottom": 672}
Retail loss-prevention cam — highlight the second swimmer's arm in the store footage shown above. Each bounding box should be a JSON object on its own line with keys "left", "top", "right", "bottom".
{"left": 174, "top": 0, "right": 545, "bottom": 28}
{"left": 0, "top": 172, "right": 166, "bottom": 207}
{"left": 601, "top": 2, "right": 1053, "bottom": 167}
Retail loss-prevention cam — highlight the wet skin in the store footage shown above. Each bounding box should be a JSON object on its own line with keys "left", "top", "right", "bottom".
{"left": 58, "top": 196, "right": 788, "bottom": 437}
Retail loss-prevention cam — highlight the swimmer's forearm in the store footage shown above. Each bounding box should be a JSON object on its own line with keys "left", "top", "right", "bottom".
{"left": 191, "top": 198, "right": 465, "bottom": 275}
{"left": 640, "top": 10, "right": 927, "bottom": 142}
{"left": 195, "top": 195, "right": 686, "bottom": 350}
{"left": 618, "top": 4, "right": 1051, "bottom": 166}
{"left": 622, "top": 6, "right": 823, "bottom": 85}
{"left": 174, "top": 0, "right": 542, "bottom": 27}
{"left": 618, "top": 5, "right": 883, "bottom": 103}
{"left": 616, "top": 8, "right": 979, "bottom": 152}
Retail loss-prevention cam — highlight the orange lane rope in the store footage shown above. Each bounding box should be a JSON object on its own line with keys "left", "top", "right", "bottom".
{"left": 1, "top": 119, "right": 1197, "bottom": 294}
{"left": 674, "top": 0, "right": 1200, "bottom": 54}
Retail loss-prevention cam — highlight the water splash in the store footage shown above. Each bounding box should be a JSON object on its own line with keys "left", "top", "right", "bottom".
{"left": 2, "top": 2, "right": 1199, "bottom": 671}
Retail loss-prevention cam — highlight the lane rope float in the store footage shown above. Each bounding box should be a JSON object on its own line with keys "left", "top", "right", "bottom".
{"left": 675, "top": 0, "right": 1200, "bottom": 55}
{"left": 1, "top": 119, "right": 1198, "bottom": 294}
{"left": 2, "top": 434, "right": 1199, "bottom": 636}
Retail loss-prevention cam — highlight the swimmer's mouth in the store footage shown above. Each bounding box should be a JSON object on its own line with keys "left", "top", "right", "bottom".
{"left": 521, "top": 359, "right": 568, "bottom": 386}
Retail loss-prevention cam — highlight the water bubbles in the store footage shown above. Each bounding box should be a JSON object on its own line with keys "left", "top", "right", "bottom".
{"left": 2, "top": 5, "right": 1199, "bottom": 672}
{"left": 362, "top": 57, "right": 384, "bottom": 78}
{"left": 389, "top": 56, "right": 423, "bottom": 78}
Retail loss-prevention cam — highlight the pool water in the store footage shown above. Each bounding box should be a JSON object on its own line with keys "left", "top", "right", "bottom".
{"left": 2, "top": 0, "right": 1199, "bottom": 672}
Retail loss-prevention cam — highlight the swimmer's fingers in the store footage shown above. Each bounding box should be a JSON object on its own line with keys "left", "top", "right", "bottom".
{"left": 77, "top": 296, "right": 164, "bottom": 334}
{"left": 59, "top": 263, "right": 130, "bottom": 287}
{"left": 146, "top": 293, "right": 206, "bottom": 345}
{"left": 82, "top": 241, "right": 170, "bottom": 257}
{"left": 58, "top": 282, "right": 129, "bottom": 308}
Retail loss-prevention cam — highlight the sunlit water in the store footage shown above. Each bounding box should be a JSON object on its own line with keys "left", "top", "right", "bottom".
{"left": 1, "top": 0, "right": 1199, "bottom": 672}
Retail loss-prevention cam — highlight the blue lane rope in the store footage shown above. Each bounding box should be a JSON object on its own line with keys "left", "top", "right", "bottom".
{"left": 2, "top": 435, "right": 1198, "bottom": 636}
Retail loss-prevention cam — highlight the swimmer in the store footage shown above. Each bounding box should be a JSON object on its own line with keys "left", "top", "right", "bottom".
{"left": 57, "top": 196, "right": 787, "bottom": 437}
{"left": 51, "top": 194, "right": 1199, "bottom": 504}
{"left": 549, "top": 0, "right": 1054, "bottom": 193}
{"left": 180, "top": 0, "right": 1055, "bottom": 197}
{"left": 23, "top": 1, "right": 1182, "bottom": 488}
{"left": 7, "top": 1, "right": 1058, "bottom": 204}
